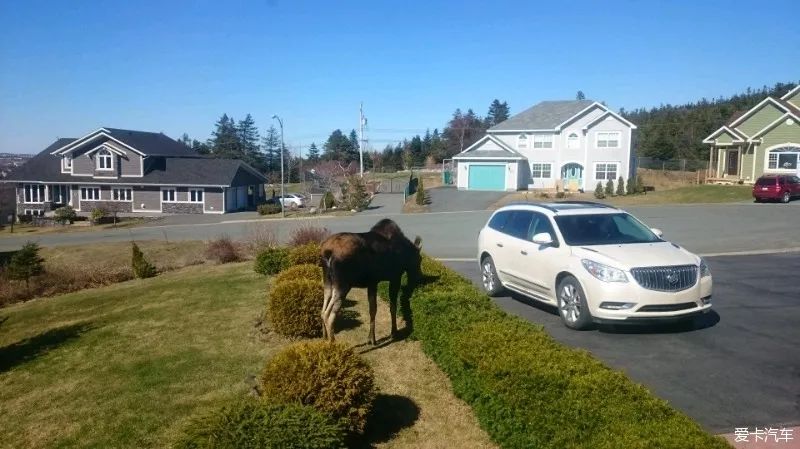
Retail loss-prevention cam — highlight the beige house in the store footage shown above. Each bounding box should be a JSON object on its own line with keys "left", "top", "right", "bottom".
{"left": 703, "top": 85, "right": 800, "bottom": 183}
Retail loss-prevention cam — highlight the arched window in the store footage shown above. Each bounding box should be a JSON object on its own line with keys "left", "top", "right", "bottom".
{"left": 567, "top": 133, "right": 579, "bottom": 149}
{"left": 517, "top": 134, "right": 528, "bottom": 150}
{"left": 767, "top": 145, "right": 800, "bottom": 170}
{"left": 97, "top": 149, "right": 113, "bottom": 170}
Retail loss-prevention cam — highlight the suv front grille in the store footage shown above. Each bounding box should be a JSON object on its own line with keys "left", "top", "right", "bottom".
{"left": 630, "top": 265, "right": 698, "bottom": 292}
{"left": 637, "top": 302, "right": 697, "bottom": 312}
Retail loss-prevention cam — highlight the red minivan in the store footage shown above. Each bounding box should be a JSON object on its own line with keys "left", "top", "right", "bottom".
{"left": 753, "top": 175, "right": 800, "bottom": 203}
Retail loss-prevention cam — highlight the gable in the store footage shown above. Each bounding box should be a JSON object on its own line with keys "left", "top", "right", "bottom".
{"left": 582, "top": 110, "right": 637, "bottom": 131}
{"left": 453, "top": 135, "right": 523, "bottom": 159}
{"left": 757, "top": 119, "right": 800, "bottom": 147}
{"left": 781, "top": 85, "right": 800, "bottom": 109}
{"left": 733, "top": 100, "right": 789, "bottom": 137}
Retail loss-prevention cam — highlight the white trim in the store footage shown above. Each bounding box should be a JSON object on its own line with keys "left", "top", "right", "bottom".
{"left": 517, "top": 134, "right": 529, "bottom": 150}
{"left": 594, "top": 131, "right": 622, "bottom": 149}
{"left": 456, "top": 134, "right": 521, "bottom": 155}
{"left": 566, "top": 132, "right": 580, "bottom": 150}
{"left": 22, "top": 184, "right": 45, "bottom": 204}
{"left": 23, "top": 209, "right": 45, "bottom": 217}
{"left": 580, "top": 109, "right": 638, "bottom": 132}
{"left": 749, "top": 112, "right": 800, "bottom": 139}
{"left": 529, "top": 162, "right": 553, "bottom": 179}
{"left": 763, "top": 143, "right": 800, "bottom": 172}
{"left": 532, "top": 134, "right": 554, "bottom": 149}
{"left": 50, "top": 128, "right": 110, "bottom": 154}
{"left": 780, "top": 85, "right": 800, "bottom": 101}
{"left": 729, "top": 97, "right": 791, "bottom": 128}
{"left": 593, "top": 161, "right": 621, "bottom": 181}
{"left": 555, "top": 102, "right": 606, "bottom": 131}
{"left": 703, "top": 125, "right": 746, "bottom": 144}
{"left": 160, "top": 186, "right": 178, "bottom": 203}
{"left": 9, "top": 180, "right": 228, "bottom": 187}
{"left": 79, "top": 185, "right": 102, "bottom": 201}
{"left": 452, "top": 156, "right": 525, "bottom": 160}
{"left": 61, "top": 155, "right": 73, "bottom": 174}
{"left": 86, "top": 142, "right": 127, "bottom": 157}
{"left": 111, "top": 186, "right": 134, "bottom": 202}
{"left": 487, "top": 129, "right": 554, "bottom": 133}
{"left": 188, "top": 188, "right": 205, "bottom": 204}
{"left": 51, "top": 129, "right": 147, "bottom": 157}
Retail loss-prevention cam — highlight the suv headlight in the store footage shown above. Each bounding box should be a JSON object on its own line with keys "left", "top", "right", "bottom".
{"left": 581, "top": 259, "right": 628, "bottom": 283}
{"left": 699, "top": 258, "right": 711, "bottom": 278}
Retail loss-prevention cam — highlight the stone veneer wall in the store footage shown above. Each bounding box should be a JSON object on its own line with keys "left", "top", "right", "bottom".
{"left": 162, "top": 202, "right": 203, "bottom": 214}
{"left": 80, "top": 201, "right": 133, "bottom": 213}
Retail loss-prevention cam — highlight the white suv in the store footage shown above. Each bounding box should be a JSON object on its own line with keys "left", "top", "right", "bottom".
{"left": 477, "top": 202, "right": 713, "bottom": 329}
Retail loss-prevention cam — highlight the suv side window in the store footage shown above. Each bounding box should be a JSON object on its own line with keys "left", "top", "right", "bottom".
{"left": 488, "top": 211, "right": 511, "bottom": 231}
{"left": 504, "top": 210, "right": 534, "bottom": 240}
{"left": 528, "top": 212, "right": 558, "bottom": 245}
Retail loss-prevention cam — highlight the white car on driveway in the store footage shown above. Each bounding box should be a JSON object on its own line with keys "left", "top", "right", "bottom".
{"left": 477, "top": 201, "right": 713, "bottom": 329}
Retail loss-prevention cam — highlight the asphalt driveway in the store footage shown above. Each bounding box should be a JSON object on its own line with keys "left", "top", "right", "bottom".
{"left": 426, "top": 186, "right": 506, "bottom": 212}
{"left": 444, "top": 253, "right": 800, "bottom": 433}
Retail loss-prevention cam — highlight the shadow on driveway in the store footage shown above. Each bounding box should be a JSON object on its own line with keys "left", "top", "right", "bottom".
{"left": 426, "top": 186, "right": 507, "bottom": 213}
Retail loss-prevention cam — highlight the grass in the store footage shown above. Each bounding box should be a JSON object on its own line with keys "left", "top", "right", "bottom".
{"left": 0, "top": 262, "right": 493, "bottom": 449}
{"left": 0, "top": 218, "right": 148, "bottom": 238}
{"left": 492, "top": 184, "right": 753, "bottom": 209}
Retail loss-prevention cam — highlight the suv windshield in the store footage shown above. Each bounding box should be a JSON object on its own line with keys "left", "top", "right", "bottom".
{"left": 554, "top": 213, "right": 661, "bottom": 246}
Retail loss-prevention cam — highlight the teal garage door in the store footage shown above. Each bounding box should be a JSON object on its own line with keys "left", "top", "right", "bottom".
{"left": 468, "top": 164, "right": 506, "bottom": 191}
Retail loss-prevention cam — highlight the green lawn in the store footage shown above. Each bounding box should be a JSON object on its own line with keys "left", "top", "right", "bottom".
{"left": 607, "top": 184, "right": 753, "bottom": 205}
{"left": 0, "top": 264, "right": 271, "bottom": 448}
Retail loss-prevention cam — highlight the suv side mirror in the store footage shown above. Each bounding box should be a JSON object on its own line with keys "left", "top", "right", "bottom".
{"left": 651, "top": 228, "right": 663, "bottom": 238}
{"left": 531, "top": 232, "right": 553, "bottom": 245}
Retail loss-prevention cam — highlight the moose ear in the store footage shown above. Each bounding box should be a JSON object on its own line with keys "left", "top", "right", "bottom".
{"left": 414, "top": 236, "right": 422, "bottom": 249}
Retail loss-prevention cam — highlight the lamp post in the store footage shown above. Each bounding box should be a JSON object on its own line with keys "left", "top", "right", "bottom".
{"left": 271, "top": 114, "right": 285, "bottom": 218}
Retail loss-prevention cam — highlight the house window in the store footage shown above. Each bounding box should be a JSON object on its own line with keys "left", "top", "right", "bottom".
{"left": 80, "top": 187, "right": 101, "bottom": 200}
{"left": 189, "top": 189, "right": 204, "bottom": 203}
{"left": 63, "top": 155, "right": 72, "bottom": 170}
{"left": 24, "top": 184, "right": 45, "bottom": 203}
{"left": 97, "top": 149, "right": 113, "bottom": 170}
{"left": 567, "top": 133, "right": 580, "bottom": 149}
{"left": 530, "top": 163, "right": 552, "bottom": 179}
{"left": 596, "top": 132, "right": 621, "bottom": 148}
{"left": 112, "top": 188, "right": 132, "bottom": 201}
{"left": 24, "top": 209, "right": 44, "bottom": 217}
{"left": 50, "top": 185, "right": 70, "bottom": 204}
{"left": 767, "top": 146, "right": 800, "bottom": 170}
{"left": 533, "top": 134, "right": 553, "bottom": 149}
{"left": 517, "top": 134, "right": 528, "bottom": 150}
{"left": 162, "top": 189, "right": 177, "bottom": 202}
{"left": 595, "top": 163, "right": 618, "bottom": 180}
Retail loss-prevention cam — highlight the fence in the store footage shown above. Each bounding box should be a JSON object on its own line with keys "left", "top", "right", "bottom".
{"left": 636, "top": 157, "right": 709, "bottom": 172}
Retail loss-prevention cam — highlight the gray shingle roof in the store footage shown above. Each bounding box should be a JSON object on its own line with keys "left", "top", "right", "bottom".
{"left": 453, "top": 149, "right": 523, "bottom": 159}
{"left": 3, "top": 139, "right": 266, "bottom": 187}
{"left": 103, "top": 128, "right": 197, "bottom": 156}
{"left": 489, "top": 100, "right": 595, "bottom": 131}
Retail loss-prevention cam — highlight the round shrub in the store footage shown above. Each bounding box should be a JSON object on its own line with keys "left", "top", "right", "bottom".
{"left": 288, "top": 242, "right": 321, "bottom": 266}
{"left": 258, "top": 204, "right": 281, "bottom": 215}
{"left": 260, "top": 340, "right": 376, "bottom": 433}
{"left": 275, "top": 263, "right": 323, "bottom": 285}
{"left": 268, "top": 279, "right": 324, "bottom": 338}
{"left": 174, "top": 399, "right": 345, "bottom": 449}
{"left": 254, "top": 247, "right": 289, "bottom": 275}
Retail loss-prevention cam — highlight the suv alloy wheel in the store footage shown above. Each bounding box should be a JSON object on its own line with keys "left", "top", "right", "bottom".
{"left": 557, "top": 275, "right": 593, "bottom": 330}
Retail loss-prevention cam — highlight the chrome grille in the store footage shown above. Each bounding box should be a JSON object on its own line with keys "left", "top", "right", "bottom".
{"left": 630, "top": 265, "right": 698, "bottom": 292}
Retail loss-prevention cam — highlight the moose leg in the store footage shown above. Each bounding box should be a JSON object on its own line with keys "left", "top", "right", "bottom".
{"left": 323, "top": 286, "right": 346, "bottom": 342}
{"left": 388, "top": 280, "right": 400, "bottom": 339}
{"left": 321, "top": 283, "right": 332, "bottom": 340}
{"left": 367, "top": 283, "right": 378, "bottom": 345}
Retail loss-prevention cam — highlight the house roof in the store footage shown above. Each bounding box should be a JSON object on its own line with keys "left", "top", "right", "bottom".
{"left": 489, "top": 100, "right": 595, "bottom": 131}
{"left": 453, "top": 134, "right": 525, "bottom": 160}
{"left": 51, "top": 127, "right": 197, "bottom": 157}
{"left": 4, "top": 140, "right": 266, "bottom": 187}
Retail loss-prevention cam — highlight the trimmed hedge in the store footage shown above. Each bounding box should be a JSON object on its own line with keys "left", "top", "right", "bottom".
{"left": 267, "top": 279, "right": 324, "bottom": 338}
{"left": 174, "top": 400, "right": 346, "bottom": 449}
{"left": 254, "top": 248, "right": 289, "bottom": 275}
{"left": 259, "top": 340, "right": 376, "bottom": 434}
{"left": 274, "top": 263, "right": 323, "bottom": 285}
{"left": 378, "top": 257, "right": 730, "bottom": 449}
{"left": 288, "top": 242, "right": 321, "bottom": 266}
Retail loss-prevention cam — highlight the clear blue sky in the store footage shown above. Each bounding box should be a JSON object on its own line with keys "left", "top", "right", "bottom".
{"left": 1, "top": 0, "right": 797, "bottom": 154}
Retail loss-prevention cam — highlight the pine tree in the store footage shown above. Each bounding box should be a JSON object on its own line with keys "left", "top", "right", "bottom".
{"left": 347, "top": 129, "right": 360, "bottom": 163}
{"left": 616, "top": 176, "right": 625, "bottom": 196}
{"left": 306, "top": 142, "right": 320, "bottom": 163}
{"left": 8, "top": 241, "right": 44, "bottom": 290}
{"left": 636, "top": 176, "right": 645, "bottom": 194}
{"left": 237, "top": 114, "right": 264, "bottom": 171}
{"left": 345, "top": 175, "right": 370, "bottom": 210}
{"left": 262, "top": 125, "right": 281, "bottom": 177}
{"left": 415, "top": 177, "right": 426, "bottom": 205}
{"left": 131, "top": 242, "right": 157, "bottom": 279}
{"left": 208, "top": 114, "right": 242, "bottom": 159}
{"left": 576, "top": 91, "right": 586, "bottom": 100}
{"left": 323, "top": 129, "right": 351, "bottom": 162}
{"left": 626, "top": 177, "right": 636, "bottom": 195}
{"left": 594, "top": 182, "right": 606, "bottom": 199}
{"left": 605, "top": 179, "right": 614, "bottom": 196}
{"left": 486, "top": 99, "right": 510, "bottom": 127}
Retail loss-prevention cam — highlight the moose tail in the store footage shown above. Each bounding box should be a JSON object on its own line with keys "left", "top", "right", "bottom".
{"left": 319, "top": 249, "right": 334, "bottom": 286}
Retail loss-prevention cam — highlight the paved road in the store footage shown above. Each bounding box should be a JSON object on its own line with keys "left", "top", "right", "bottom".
{"left": 444, "top": 253, "right": 800, "bottom": 433}
{"left": 426, "top": 186, "right": 506, "bottom": 213}
{"left": 2, "top": 203, "right": 799, "bottom": 259}
{"left": 361, "top": 193, "right": 405, "bottom": 215}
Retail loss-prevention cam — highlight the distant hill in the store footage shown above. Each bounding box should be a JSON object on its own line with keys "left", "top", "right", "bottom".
{"left": 0, "top": 153, "right": 32, "bottom": 178}
{"left": 621, "top": 81, "right": 798, "bottom": 161}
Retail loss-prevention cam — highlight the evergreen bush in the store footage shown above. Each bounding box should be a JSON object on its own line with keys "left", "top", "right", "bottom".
{"left": 131, "top": 242, "right": 157, "bottom": 279}
{"left": 267, "top": 279, "right": 324, "bottom": 338}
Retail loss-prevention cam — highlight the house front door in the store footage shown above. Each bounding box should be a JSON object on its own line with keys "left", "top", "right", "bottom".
{"left": 561, "top": 163, "right": 584, "bottom": 191}
{"left": 727, "top": 150, "right": 739, "bottom": 176}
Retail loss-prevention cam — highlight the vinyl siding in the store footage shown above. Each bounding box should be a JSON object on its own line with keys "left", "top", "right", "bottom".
{"left": 120, "top": 154, "right": 143, "bottom": 177}
{"left": 735, "top": 103, "right": 785, "bottom": 137}
{"left": 786, "top": 91, "right": 800, "bottom": 109}
{"left": 740, "top": 146, "right": 754, "bottom": 181}
{"left": 72, "top": 149, "right": 94, "bottom": 175}
{"left": 715, "top": 131, "right": 737, "bottom": 145}
{"left": 585, "top": 116, "right": 631, "bottom": 187}
{"left": 133, "top": 186, "right": 161, "bottom": 211}
{"left": 753, "top": 121, "right": 800, "bottom": 177}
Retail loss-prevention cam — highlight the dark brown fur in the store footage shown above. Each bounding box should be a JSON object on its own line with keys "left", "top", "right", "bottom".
{"left": 319, "top": 218, "right": 422, "bottom": 344}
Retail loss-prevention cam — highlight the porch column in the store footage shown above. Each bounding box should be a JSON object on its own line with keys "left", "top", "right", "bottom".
{"left": 738, "top": 146, "right": 743, "bottom": 179}
{"left": 708, "top": 146, "right": 713, "bottom": 178}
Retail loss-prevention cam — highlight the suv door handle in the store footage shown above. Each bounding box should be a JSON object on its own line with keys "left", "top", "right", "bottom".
{"left": 520, "top": 250, "right": 528, "bottom": 255}
{"left": 496, "top": 242, "right": 504, "bottom": 248}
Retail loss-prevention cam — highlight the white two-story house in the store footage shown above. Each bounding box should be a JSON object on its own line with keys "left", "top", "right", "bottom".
{"left": 453, "top": 100, "right": 637, "bottom": 191}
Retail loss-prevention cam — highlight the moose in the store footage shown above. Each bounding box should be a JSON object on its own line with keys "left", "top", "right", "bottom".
{"left": 319, "top": 218, "right": 422, "bottom": 344}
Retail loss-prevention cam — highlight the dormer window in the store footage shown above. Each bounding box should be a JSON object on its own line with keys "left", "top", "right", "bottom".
{"left": 97, "top": 149, "right": 113, "bottom": 170}
{"left": 63, "top": 155, "right": 72, "bottom": 169}
{"left": 533, "top": 134, "right": 553, "bottom": 149}
{"left": 517, "top": 134, "right": 528, "bottom": 150}
{"left": 567, "top": 133, "right": 579, "bottom": 149}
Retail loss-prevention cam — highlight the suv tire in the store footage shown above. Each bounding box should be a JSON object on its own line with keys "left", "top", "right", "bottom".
{"left": 781, "top": 191, "right": 790, "bottom": 203}
{"left": 557, "top": 275, "right": 593, "bottom": 330}
{"left": 480, "top": 255, "right": 504, "bottom": 297}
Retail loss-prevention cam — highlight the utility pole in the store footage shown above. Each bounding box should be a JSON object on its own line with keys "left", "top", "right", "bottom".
{"left": 359, "top": 102, "right": 366, "bottom": 178}
{"left": 272, "top": 115, "right": 285, "bottom": 218}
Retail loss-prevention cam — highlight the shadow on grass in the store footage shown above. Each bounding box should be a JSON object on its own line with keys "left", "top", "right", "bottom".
{"left": 0, "top": 322, "right": 94, "bottom": 373}
{"left": 350, "top": 394, "right": 420, "bottom": 448}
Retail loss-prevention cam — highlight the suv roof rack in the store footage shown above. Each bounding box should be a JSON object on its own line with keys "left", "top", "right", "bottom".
{"left": 504, "top": 201, "right": 559, "bottom": 212}
{"left": 552, "top": 200, "right": 616, "bottom": 209}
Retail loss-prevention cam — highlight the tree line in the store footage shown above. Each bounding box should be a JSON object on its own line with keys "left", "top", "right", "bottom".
{"left": 622, "top": 81, "right": 798, "bottom": 161}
